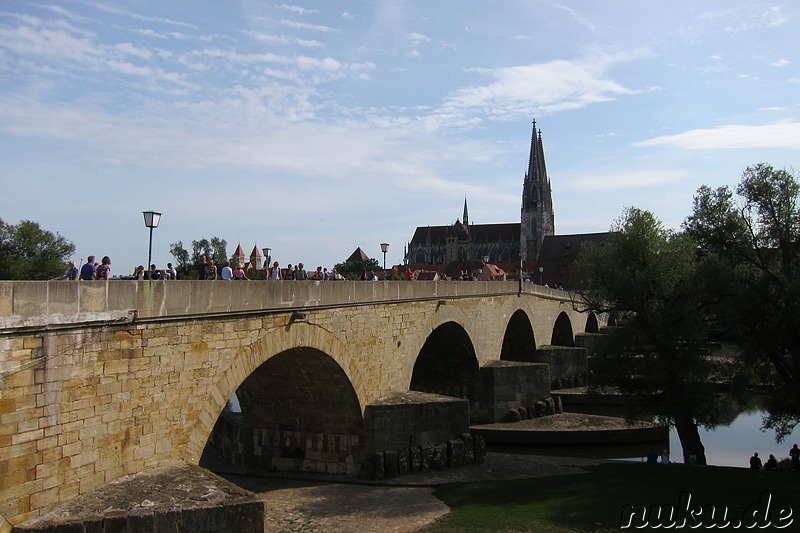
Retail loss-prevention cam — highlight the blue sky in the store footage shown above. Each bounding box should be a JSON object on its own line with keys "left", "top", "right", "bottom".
{"left": 1, "top": 1, "right": 798, "bottom": 274}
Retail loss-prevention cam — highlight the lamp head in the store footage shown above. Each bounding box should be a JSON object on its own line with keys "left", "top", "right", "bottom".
{"left": 142, "top": 210, "right": 161, "bottom": 229}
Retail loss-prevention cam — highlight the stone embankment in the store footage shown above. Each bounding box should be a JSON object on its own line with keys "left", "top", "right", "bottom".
{"left": 358, "top": 433, "right": 487, "bottom": 481}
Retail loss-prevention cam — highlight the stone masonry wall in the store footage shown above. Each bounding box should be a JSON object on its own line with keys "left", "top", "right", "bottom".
{"left": 0, "top": 283, "right": 596, "bottom": 531}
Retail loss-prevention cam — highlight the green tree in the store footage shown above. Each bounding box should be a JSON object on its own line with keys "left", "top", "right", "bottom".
{"left": 333, "top": 258, "right": 381, "bottom": 280}
{"left": 0, "top": 218, "right": 75, "bottom": 280}
{"left": 168, "top": 241, "right": 191, "bottom": 279}
{"left": 170, "top": 237, "right": 228, "bottom": 279}
{"left": 574, "top": 207, "right": 739, "bottom": 465}
{"left": 684, "top": 163, "right": 800, "bottom": 439}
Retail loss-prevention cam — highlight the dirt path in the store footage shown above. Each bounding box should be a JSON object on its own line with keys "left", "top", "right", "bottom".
{"left": 223, "top": 453, "right": 602, "bottom": 532}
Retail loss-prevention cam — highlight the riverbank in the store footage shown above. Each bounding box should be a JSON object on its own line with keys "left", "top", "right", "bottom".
{"left": 222, "top": 452, "right": 603, "bottom": 532}
{"left": 223, "top": 453, "right": 800, "bottom": 532}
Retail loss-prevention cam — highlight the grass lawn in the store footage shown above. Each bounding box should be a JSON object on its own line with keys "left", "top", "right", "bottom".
{"left": 422, "top": 462, "right": 799, "bottom": 532}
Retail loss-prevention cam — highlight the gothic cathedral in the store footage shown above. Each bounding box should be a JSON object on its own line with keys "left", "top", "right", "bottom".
{"left": 407, "top": 120, "right": 555, "bottom": 265}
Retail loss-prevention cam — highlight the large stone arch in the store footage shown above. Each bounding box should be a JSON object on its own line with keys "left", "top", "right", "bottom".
{"left": 500, "top": 309, "right": 537, "bottom": 362}
{"left": 409, "top": 321, "right": 480, "bottom": 402}
{"left": 551, "top": 311, "right": 575, "bottom": 347}
{"left": 183, "top": 319, "right": 357, "bottom": 464}
{"left": 204, "top": 346, "right": 365, "bottom": 475}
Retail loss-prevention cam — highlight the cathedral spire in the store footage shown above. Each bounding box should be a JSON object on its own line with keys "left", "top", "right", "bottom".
{"left": 463, "top": 195, "right": 469, "bottom": 226}
{"left": 520, "top": 119, "right": 555, "bottom": 262}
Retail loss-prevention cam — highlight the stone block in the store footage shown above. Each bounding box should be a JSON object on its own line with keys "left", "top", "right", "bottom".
{"left": 534, "top": 401, "right": 547, "bottom": 417}
{"left": 419, "top": 444, "right": 433, "bottom": 472}
{"left": 461, "top": 433, "right": 475, "bottom": 464}
{"left": 473, "top": 435, "right": 487, "bottom": 463}
{"left": 545, "top": 397, "right": 556, "bottom": 415}
{"left": 408, "top": 446, "right": 421, "bottom": 473}
{"left": 431, "top": 443, "right": 447, "bottom": 470}
{"left": 397, "top": 448, "right": 410, "bottom": 475}
{"left": 384, "top": 450, "right": 399, "bottom": 478}
{"left": 446, "top": 439, "right": 464, "bottom": 468}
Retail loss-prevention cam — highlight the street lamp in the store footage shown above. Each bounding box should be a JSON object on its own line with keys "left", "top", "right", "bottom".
{"left": 262, "top": 247, "right": 271, "bottom": 267}
{"left": 538, "top": 266, "right": 544, "bottom": 285}
{"left": 142, "top": 210, "right": 161, "bottom": 278}
{"left": 380, "top": 243, "right": 389, "bottom": 278}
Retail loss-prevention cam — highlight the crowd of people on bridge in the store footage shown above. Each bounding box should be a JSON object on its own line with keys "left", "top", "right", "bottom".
{"left": 194, "top": 256, "right": 344, "bottom": 281}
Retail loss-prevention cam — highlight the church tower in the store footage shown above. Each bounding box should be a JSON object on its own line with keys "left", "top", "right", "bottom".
{"left": 520, "top": 120, "right": 555, "bottom": 262}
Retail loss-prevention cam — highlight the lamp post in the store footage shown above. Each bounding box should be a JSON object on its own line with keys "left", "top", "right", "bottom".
{"left": 142, "top": 210, "right": 161, "bottom": 278}
{"left": 539, "top": 266, "right": 544, "bottom": 285}
{"left": 262, "top": 247, "right": 271, "bottom": 267}
{"left": 380, "top": 243, "right": 389, "bottom": 279}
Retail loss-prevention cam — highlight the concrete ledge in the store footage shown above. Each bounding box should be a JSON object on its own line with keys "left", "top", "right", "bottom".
{"left": 0, "top": 280, "right": 574, "bottom": 328}
{"left": 471, "top": 414, "right": 668, "bottom": 446}
{"left": 12, "top": 463, "right": 264, "bottom": 533}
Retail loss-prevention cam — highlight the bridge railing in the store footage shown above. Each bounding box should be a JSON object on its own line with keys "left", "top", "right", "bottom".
{"left": 0, "top": 280, "right": 574, "bottom": 330}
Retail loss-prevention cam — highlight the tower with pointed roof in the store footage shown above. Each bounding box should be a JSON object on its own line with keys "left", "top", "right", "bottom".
{"left": 520, "top": 120, "right": 555, "bottom": 262}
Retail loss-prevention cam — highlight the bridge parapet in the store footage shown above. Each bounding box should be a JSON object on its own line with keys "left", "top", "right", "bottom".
{"left": 0, "top": 280, "right": 572, "bottom": 330}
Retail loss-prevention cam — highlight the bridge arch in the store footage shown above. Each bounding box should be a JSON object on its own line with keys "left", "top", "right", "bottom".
{"left": 409, "top": 321, "right": 480, "bottom": 401}
{"left": 206, "top": 346, "right": 364, "bottom": 474}
{"left": 500, "top": 309, "right": 537, "bottom": 362}
{"left": 585, "top": 313, "right": 599, "bottom": 333}
{"left": 551, "top": 311, "right": 575, "bottom": 347}
{"left": 184, "top": 321, "right": 360, "bottom": 464}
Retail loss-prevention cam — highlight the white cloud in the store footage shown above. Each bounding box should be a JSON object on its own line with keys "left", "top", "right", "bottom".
{"left": 437, "top": 50, "right": 645, "bottom": 122}
{"left": 82, "top": 2, "right": 198, "bottom": 29}
{"left": 280, "top": 20, "right": 339, "bottom": 33}
{"left": 243, "top": 30, "right": 324, "bottom": 48}
{"left": 548, "top": 2, "right": 598, "bottom": 35}
{"left": 771, "top": 59, "right": 790, "bottom": 67}
{"left": 276, "top": 4, "right": 320, "bottom": 16}
{"left": 634, "top": 122, "right": 800, "bottom": 150}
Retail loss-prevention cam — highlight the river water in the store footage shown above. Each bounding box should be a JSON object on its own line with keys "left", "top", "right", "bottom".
{"left": 666, "top": 408, "right": 798, "bottom": 468}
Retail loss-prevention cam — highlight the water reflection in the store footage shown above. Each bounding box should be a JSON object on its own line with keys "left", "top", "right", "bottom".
{"left": 671, "top": 408, "right": 797, "bottom": 468}
{"left": 490, "top": 396, "right": 798, "bottom": 468}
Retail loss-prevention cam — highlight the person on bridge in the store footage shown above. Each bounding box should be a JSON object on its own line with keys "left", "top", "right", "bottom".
{"left": 63, "top": 261, "right": 79, "bottom": 280}
{"left": 197, "top": 255, "right": 208, "bottom": 280}
{"left": 221, "top": 261, "right": 233, "bottom": 280}
{"left": 205, "top": 259, "right": 217, "bottom": 280}
{"left": 233, "top": 263, "right": 248, "bottom": 280}
{"left": 269, "top": 261, "right": 282, "bottom": 280}
{"left": 96, "top": 256, "right": 112, "bottom": 280}
{"left": 293, "top": 263, "right": 307, "bottom": 280}
{"left": 79, "top": 256, "right": 96, "bottom": 280}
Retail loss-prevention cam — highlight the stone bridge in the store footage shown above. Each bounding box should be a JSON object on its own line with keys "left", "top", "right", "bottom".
{"left": 0, "top": 280, "right": 599, "bottom": 531}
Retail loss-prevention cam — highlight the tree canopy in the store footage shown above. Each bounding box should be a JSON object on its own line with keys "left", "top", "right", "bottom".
{"left": 684, "top": 163, "right": 800, "bottom": 439}
{"left": 0, "top": 218, "right": 75, "bottom": 280}
{"left": 169, "top": 237, "right": 228, "bottom": 279}
{"left": 574, "top": 207, "right": 741, "bottom": 465}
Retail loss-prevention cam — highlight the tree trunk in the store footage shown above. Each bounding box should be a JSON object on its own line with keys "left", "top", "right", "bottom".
{"left": 674, "top": 414, "right": 707, "bottom": 466}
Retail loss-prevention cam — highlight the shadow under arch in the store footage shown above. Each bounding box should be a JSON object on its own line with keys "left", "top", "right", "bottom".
{"left": 409, "top": 321, "right": 480, "bottom": 402}
{"left": 201, "top": 347, "right": 364, "bottom": 475}
{"left": 551, "top": 312, "right": 575, "bottom": 347}
{"left": 585, "top": 313, "right": 599, "bottom": 333}
{"left": 500, "top": 309, "right": 537, "bottom": 362}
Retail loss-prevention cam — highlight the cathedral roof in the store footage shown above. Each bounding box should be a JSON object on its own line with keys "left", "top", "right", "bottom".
{"left": 250, "top": 246, "right": 262, "bottom": 257}
{"left": 234, "top": 244, "right": 245, "bottom": 258}
{"left": 410, "top": 223, "right": 520, "bottom": 245}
